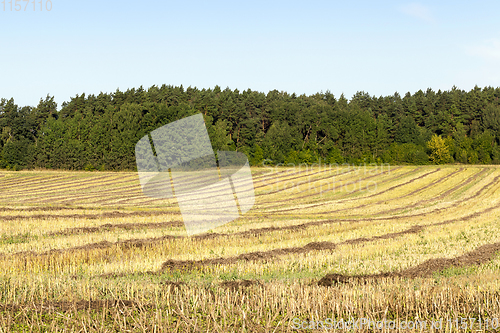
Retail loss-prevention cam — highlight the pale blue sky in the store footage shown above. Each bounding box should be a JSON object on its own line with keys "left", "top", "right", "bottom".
{"left": 1, "top": 0, "right": 499, "bottom": 108}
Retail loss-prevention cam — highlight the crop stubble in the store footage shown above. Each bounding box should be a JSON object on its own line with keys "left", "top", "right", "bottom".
{"left": 1, "top": 165, "right": 500, "bottom": 331}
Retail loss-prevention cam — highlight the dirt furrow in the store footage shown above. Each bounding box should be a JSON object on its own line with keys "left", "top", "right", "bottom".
{"left": 0, "top": 174, "right": 78, "bottom": 190}
{"left": 160, "top": 197, "right": 500, "bottom": 272}
{"left": 5, "top": 196, "right": 498, "bottom": 275}
{"left": 269, "top": 168, "right": 439, "bottom": 214}
{"left": 155, "top": 198, "right": 500, "bottom": 271}
{"left": 20, "top": 176, "right": 140, "bottom": 203}
{"left": 102, "top": 165, "right": 361, "bottom": 206}
{"left": 372, "top": 167, "right": 488, "bottom": 216}
{"left": 0, "top": 210, "right": 181, "bottom": 222}
{"left": 0, "top": 206, "right": 104, "bottom": 212}
{"left": 45, "top": 198, "right": 498, "bottom": 276}
{"left": 48, "top": 221, "right": 184, "bottom": 236}
{"left": 314, "top": 167, "right": 463, "bottom": 217}
{"left": 0, "top": 175, "right": 57, "bottom": 187}
{"left": 4, "top": 171, "right": 498, "bottom": 239}
{"left": 318, "top": 241, "right": 500, "bottom": 286}
{"left": 159, "top": 225, "right": 425, "bottom": 272}
{"left": 257, "top": 167, "right": 402, "bottom": 208}
{"left": 3, "top": 174, "right": 116, "bottom": 199}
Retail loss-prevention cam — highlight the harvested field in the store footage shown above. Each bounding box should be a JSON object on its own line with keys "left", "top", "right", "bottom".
{"left": 1, "top": 165, "right": 500, "bottom": 332}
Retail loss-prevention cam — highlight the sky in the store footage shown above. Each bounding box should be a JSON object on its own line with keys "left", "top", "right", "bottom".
{"left": 1, "top": 0, "right": 499, "bottom": 109}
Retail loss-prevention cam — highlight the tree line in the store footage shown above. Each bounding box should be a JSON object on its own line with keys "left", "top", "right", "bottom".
{"left": 1, "top": 84, "right": 500, "bottom": 170}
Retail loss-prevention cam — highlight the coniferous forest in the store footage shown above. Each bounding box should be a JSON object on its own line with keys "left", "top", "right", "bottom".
{"left": 1, "top": 85, "right": 500, "bottom": 170}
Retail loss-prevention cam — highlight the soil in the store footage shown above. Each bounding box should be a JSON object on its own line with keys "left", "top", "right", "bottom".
{"left": 318, "top": 241, "right": 500, "bottom": 286}
{"left": 221, "top": 279, "right": 261, "bottom": 290}
{"left": 0, "top": 210, "right": 181, "bottom": 222}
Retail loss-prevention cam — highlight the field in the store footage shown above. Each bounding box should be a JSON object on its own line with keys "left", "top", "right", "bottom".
{"left": 1, "top": 165, "right": 500, "bottom": 332}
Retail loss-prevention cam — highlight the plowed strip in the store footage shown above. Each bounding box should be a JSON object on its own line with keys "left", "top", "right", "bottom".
{"left": 269, "top": 168, "right": 439, "bottom": 214}
{"left": 258, "top": 167, "right": 402, "bottom": 208}
{"left": 22, "top": 176, "right": 140, "bottom": 203}
{"left": 0, "top": 300, "right": 138, "bottom": 312}
{"left": 10, "top": 171, "right": 500, "bottom": 253}
{"left": 70, "top": 200, "right": 500, "bottom": 277}
{"left": 105, "top": 165, "right": 362, "bottom": 206}
{"left": 5, "top": 193, "right": 498, "bottom": 278}
{"left": 306, "top": 168, "right": 463, "bottom": 216}
{"left": 0, "top": 175, "right": 67, "bottom": 188}
{"left": 318, "top": 241, "right": 500, "bottom": 286}
{"left": 159, "top": 225, "right": 424, "bottom": 272}
{"left": 156, "top": 200, "right": 500, "bottom": 272}
{"left": 0, "top": 210, "right": 181, "bottom": 222}
{"left": 373, "top": 167, "right": 489, "bottom": 216}
{"left": 48, "top": 221, "right": 184, "bottom": 236}
{"left": 6, "top": 171, "right": 499, "bottom": 243}
{"left": 0, "top": 206, "right": 104, "bottom": 212}
{"left": 3, "top": 174, "right": 116, "bottom": 198}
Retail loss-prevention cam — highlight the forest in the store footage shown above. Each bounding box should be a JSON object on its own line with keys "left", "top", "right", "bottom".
{"left": 1, "top": 85, "right": 500, "bottom": 170}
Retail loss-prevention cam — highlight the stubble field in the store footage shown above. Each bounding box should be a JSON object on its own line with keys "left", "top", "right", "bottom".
{"left": 1, "top": 164, "right": 500, "bottom": 332}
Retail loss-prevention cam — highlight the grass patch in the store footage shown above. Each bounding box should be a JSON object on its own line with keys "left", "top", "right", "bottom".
{"left": 0, "top": 232, "right": 35, "bottom": 245}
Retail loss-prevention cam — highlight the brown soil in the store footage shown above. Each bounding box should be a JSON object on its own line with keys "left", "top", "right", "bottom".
{"left": 259, "top": 166, "right": 402, "bottom": 208}
{"left": 9, "top": 188, "right": 500, "bottom": 261}
{"left": 4, "top": 174, "right": 115, "bottom": 199}
{"left": 0, "top": 279, "right": 262, "bottom": 312}
{"left": 274, "top": 169, "right": 500, "bottom": 217}
{"left": 157, "top": 196, "right": 500, "bottom": 272}
{"left": 221, "top": 279, "right": 261, "bottom": 290}
{"left": 318, "top": 241, "right": 500, "bottom": 286}
{"left": 111, "top": 165, "right": 355, "bottom": 206}
{"left": 158, "top": 225, "right": 424, "bottom": 272}
{"left": 49, "top": 221, "right": 184, "bottom": 236}
{"left": 315, "top": 168, "right": 463, "bottom": 217}
{"left": 0, "top": 210, "right": 181, "bottom": 222}
{"left": 0, "top": 205, "right": 94, "bottom": 212}
{"left": 268, "top": 167, "right": 433, "bottom": 214}
{"left": 0, "top": 299, "right": 137, "bottom": 312}
{"left": 373, "top": 167, "right": 488, "bottom": 216}
{"left": 434, "top": 167, "right": 489, "bottom": 200}
{"left": 0, "top": 174, "right": 74, "bottom": 188}
{"left": 160, "top": 281, "right": 186, "bottom": 289}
